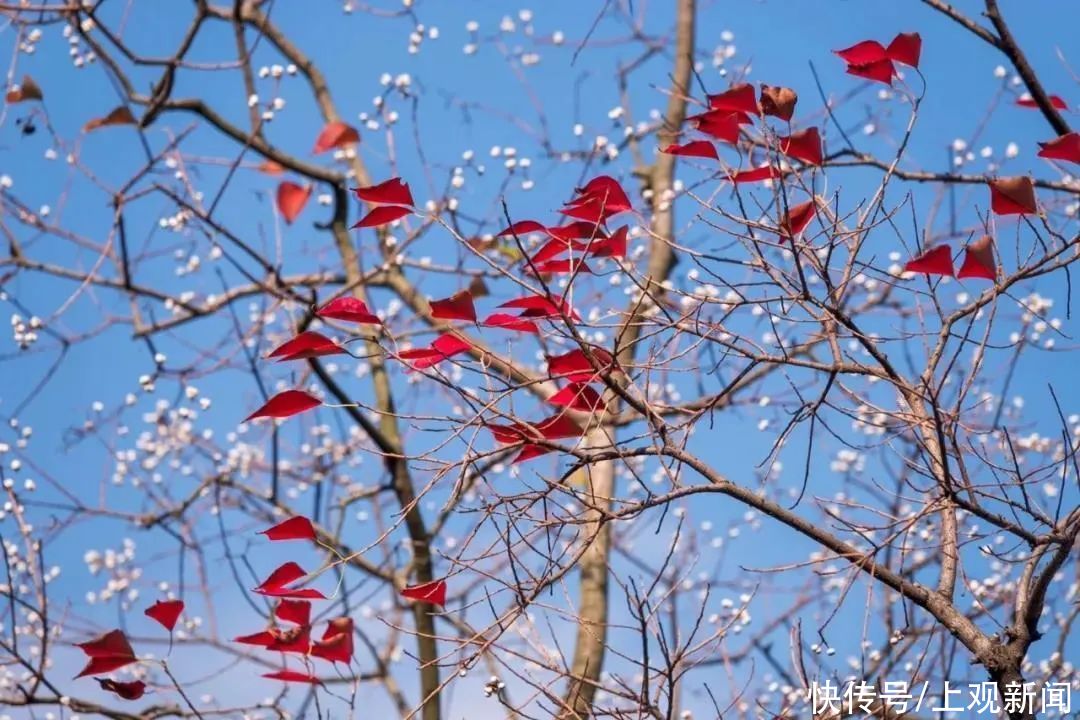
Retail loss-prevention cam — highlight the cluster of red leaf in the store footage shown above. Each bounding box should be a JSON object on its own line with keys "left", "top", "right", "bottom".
{"left": 73, "top": 598, "right": 185, "bottom": 701}
{"left": 246, "top": 296, "right": 387, "bottom": 420}
{"left": 903, "top": 236, "right": 997, "bottom": 280}
{"left": 271, "top": 121, "right": 361, "bottom": 224}
{"left": 244, "top": 175, "right": 633, "bottom": 421}
{"left": 661, "top": 80, "right": 823, "bottom": 183}
{"left": 901, "top": 177, "right": 1042, "bottom": 281}
{"left": 353, "top": 177, "right": 416, "bottom": 229}
{"left": 234, "top": 515, "right": 447, "bottom": 683}
{"left": 236, "top": 518, "right": 345, "bottom": 683}
{"left": 834, "top": 32, "right": 922, "bottom": 86}
{"left": 482, "top": 346, "right": 617, "bottom": 463}
{"left": 657, "top": 75, "right": 828, "bottom": 241}
{"left": 244, "top": 177, "right": 621, "bottom": 471}
{"left": 396, "top": 333, "right": 472, "bottom": 371}
{"left": 825, "top": 32, "right": 1063, "bottom": 279}
{"left": 494, "top": 177, "right": 632, "bottom": 278}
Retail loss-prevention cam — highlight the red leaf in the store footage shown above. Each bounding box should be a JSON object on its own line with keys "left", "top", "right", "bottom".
{"left": 846, "top": 59, "right": 895, "bottom": 86}
{"left": 97, "top": 679, "right": 146, "bottom": 701}
{"left": 257, "top": 562, "right": 306, "bottom": 590}
{"left": 1037, "top": 132, "right": 1080, "bottom": 164}
{"left": 904, "top": 245, "right": 954, "bottom": 277}
{"left": 779, "top": 127, "right": 823, "bottom": 166}
{"left": 707, "top": 83, "right": 760, "bottom": 115}
{"left": 885, "top": 32, "right": 922, "bottom": 68}
{"left": 559, "top": 199, "right": 616, "bottom": 224}
{"left": 353, "top": 177, "right": 414, "bottom": 206}
{"left": 313, "top": 121, "right": 360, "bottom": 154}
{"left": 276, "top": 182, "right": 312, "bottom": 225}
{"left": 77, "top": 629, "right": 136, "bottom": 659}
{"left": 547, "top": 348, "right": 614, "bottom": 382}
{"left": 1016, "top": 95, "right": 1068, "bottom": 110}
{"left": 530, "top": 259, "right": 594, "bottom": 275}
{"left": 267, "top": 331, "right": 345, "bottom": 362}
{"left": 255, "top": 562, "right": 325, "bottom": 599}
{"left": 688, "top": 108, "right": 747, "bottom": 127}
{"left": 498, "top": 220, "right": 547, "bottom": 237}
{"left": 687, "top": 110, "right": 743, "bottom": 144}
{"left": 262, "top": 588, "right": 326, "bottom": 600}
{"left": 265, "top": 626, "right": 312, "bottom": 654}
{"left": 547, "top": 222, "right": 607, "bottom": 242}
{"left": 589, "top": 225, "right": 628, "bottom": 258}
{"left": 432, "top": 333, "right": 471, "bottom": 358}
{"left": 834, "top": 40, "right": 888, "bottom": 66}
{"left": 264, "top": 670, "right": 322, "bottom": 684}
{"left": 531, "top": 238, "right": 587, "bottom": 265}
{"left": 430, "top": 290, "right": 477, "bottom": 322}
{"left": 144, "top": 600, "right": 184, "bottom": 632}
{"left": 257, "top": 160, "right": 286, "bottom": 176}
{"left": 989, "top": 177, "right": 1037, "bottom": 215}
{"left": 401, "top": 579, "right": 447, "bottom": 607}
{"left": 260, "top": 516, "right": 316, "bottom": 542}
{"left": 956, "top": 235, "right": 997, "bottom": 281}
{"left": 481, "top": 314, "right": 540, "bottom": 334}
{"left": 311, "top": 618, "right": 353, "bottom": 664}
{"left": 533, "top": 414, "right": 586, "bottom": 440}
{"left": 499, "top": 294, "right": 576, "bottom": 319}
{"left": 779, "top": 200, "right": 816, "bottom": 238}
{"left": 244, "top": 390, "right": 322, "bottom": 422}
{"left": 75, "top": 630, "right": 136, "bottom": 679}
{"left": 562, "top": 176, "right": 632, "bottom": 222}
{"left": 83, "top": 106, "right": 137, "bottom": 133}
{"left": 397, "top": 347, "right": 447, "bottom": 370}
{"left": 275, "top": 599, "right": 312, "bottom": 627}
{"left": 316, "top": 297, "right": 382, "bottom": 325}
{"left": 353, "top": 205, "right": 411, "bottom": 229}
{"left": 487, "top": 422, "right": 531, "bottom": 444}
{"left": 514, "top": 444, "right": 552, "bottom": 463}
{"left": 575, "top": 176, "right": 632, "bottom": 207}
{"left": 5, "top": 75, "right": 43, "bottom": 103}
{"left": 729, "top": 165, "right": 779, "bottom": 184}
{"left": 549, "top": 384, "right": 604, "bottom": 412}
{"left": 661, "top": 141, "right": 718, "bottom": 160}
{"left": 235, "top": 630, "right": 275, "bottom": 647}
{"left": 760, "top": 85, "right": 798, "bottom": 121}
{"left": 78, "top": 656, "right": 138, "bottom": 678}
{"left": 236, "top": 628, "right": 310, "bottom": 654}
{"left": 394, "top": 336, "right": 469, "bottom": 372}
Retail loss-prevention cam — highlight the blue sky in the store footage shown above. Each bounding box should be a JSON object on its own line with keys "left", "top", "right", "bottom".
{"left": 1, "top": 0, "right": 1078, "bottom": 716}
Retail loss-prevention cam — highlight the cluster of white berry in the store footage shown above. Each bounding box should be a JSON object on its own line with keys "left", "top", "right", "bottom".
{"left": 17, "top": 27, "right": 42, "bottom": 55}
{"left": 10, "top": 313, "right": 41, "bottom": 350}
{"left": 62, "top": 22, "right": 97, "bottom": 69}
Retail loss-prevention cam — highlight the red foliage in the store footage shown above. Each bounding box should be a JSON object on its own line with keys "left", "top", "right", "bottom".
{"left": 144, "top": 599, "right": 184, "bottom": 632}
{"left": 401, "top": 579, "right": 447, "bottom": 607}
{"left": 989, "top": 177, "right": 1038, "bottom": 215}
{"left": 267, "top": 331, "right": 345, "bottom": 362}
{"left": 75, "top": 630, "right": 137, "bottom": 679}
{"left": 956, "top": 235, "right": 997, "bottom": 281}
{"left": 904, "top": 245, "right": 954, "bottom": 277}
{"left": 276, "top": 182, "right": 312, "bottom": 224}
{"left": 260, "top": 516, "right": 317, "bottom": 542}
{"left": 313, "top": 121, "right": 360, "bottom": 154}
{"left": 244, "top": 390, "right": 322, "bottom": 422}
{"left": 97, "top": 678, "right": 147, "bottom": 700}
